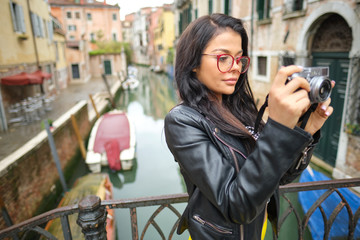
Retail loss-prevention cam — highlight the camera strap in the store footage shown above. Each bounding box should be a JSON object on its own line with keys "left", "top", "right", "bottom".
{"left": 254, "top": 94, "right": 318, "bottom": 134}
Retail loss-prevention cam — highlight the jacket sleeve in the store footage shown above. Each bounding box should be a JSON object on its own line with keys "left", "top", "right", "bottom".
{"left": 279, "top": 129, "right": 320, "bottom": 185}
{"left": 164, "top": 107, "right": 314, "bottom": 224}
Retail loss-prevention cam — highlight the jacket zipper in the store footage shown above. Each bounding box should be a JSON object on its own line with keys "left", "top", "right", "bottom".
{"left": 213, "top": 131, "right": 247, "bottom": 172}
{"left": 213, "top": 131, "right": 245, "bottom": 239}
{"left": 295, "top": 139, "right": 314, "bottom": 170}
{"left": 193, "top": 215, "right": 233, "bottom": 234}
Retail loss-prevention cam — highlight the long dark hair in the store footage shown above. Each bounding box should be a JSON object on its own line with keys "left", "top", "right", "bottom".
{"left": 175, "top": 13, "right": 262, "bottom": 151}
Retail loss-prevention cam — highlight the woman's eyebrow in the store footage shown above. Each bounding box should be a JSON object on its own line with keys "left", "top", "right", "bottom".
{"left": 211, "top": 49, "right": 244, "bottom": 55}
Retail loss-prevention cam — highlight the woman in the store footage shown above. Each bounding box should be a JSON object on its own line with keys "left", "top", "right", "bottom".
{"left": 164, "top": 14, "right": 333, "bottom": 239}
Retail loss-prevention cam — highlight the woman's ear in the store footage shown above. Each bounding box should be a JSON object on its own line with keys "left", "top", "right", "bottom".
{"left": 192, "top": 68, "right": 197, "bottom": 73}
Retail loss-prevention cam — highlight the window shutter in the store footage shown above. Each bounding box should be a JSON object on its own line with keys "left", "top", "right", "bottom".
{"left": 9, "top": 0, "right": 17, "bottom": 32}
{"left": 31, "top": 12, "right": 38, "bottom": 36}
{"left": 38, "top": 15, "right": 44, "bottom": 37}
{"left": 257, "top": 0, "right": 265, "bottom": 20}
{"left": 18, "top": 5, "right": 26, "bottom": 33}
{"left": 48, "top": 20, "right": 53, "bottom": 42}
{"left": 15, "top": 4, "right": 23, "bottom": 32}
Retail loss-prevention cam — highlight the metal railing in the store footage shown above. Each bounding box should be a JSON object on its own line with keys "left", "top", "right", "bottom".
{"left": 1, "top": 178, "right": 360, "bottom": 240}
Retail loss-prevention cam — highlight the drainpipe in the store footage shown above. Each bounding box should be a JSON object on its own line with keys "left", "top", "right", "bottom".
{"left": 250, "top": 0, "right": 254, "bottom": 59}
{"left": 0, "top": 90, "right": 8, "bottom": 132}
{"left": 27, "top": 0, "right": 40, "bottom": 68}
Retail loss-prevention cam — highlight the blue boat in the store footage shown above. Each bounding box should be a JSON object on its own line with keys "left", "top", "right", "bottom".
{"left": 298, "top": 167, "right": 360, "bottom": 239}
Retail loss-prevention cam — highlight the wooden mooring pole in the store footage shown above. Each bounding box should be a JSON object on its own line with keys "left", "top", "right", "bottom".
{"left": 70, "top": 114, "right": 87, "bottom": 159}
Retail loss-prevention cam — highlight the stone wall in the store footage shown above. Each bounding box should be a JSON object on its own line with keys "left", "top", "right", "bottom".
{"left": 0, "top": 101, "right": 91, "bottom": 230}
{"left": 346, "top": 135, "right": 360, "bottom": 177}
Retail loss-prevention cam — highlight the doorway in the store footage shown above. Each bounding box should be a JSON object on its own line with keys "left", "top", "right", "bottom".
{"left": 104, "top": 60, "right": 112, "bottom": 75}
{"left": 310, "top": 14, "right": 352, "bottom": 166}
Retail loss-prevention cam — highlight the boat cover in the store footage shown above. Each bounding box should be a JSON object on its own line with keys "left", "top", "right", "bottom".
{"left": 299, "top": 168, "right": 360, "bottom": 239}
{"left": 93, "top": 112, "right": 130, "bottom": 158}
{"left": 105, "top": 139, "right": 122, "bottom": 171}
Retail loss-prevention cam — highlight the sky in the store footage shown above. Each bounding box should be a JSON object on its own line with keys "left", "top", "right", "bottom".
{"left": 102, "top": 0, "right": 175, "bottom": 20}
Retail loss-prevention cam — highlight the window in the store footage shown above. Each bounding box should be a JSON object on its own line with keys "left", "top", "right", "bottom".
{"left": 44, "top": 65, "right": 54, "bottom": 86}
{"left": 208, "top": 0, "right": 213, "bottom": 14}
{"left": 285, "top": 0, "right": 304, "bottom": 13}
{"left": 112, "top": 13, "right": 117, "bottom": 21}
{"left": 75, "top": 12, "right": 80, "bottom": 19}
{"left": 224, "top": 0, "right": 232, "bottom": 15}
{"left": 90, "top": 33, "right": 95, "bottom": 41}
{"left": 257, "top": 0, "right": 271, "bottom": 20}
{"left": 258, "top": 56, "right": 267, "bottom": 76}
{"left": 55, "top": 41, "right": 59, "bottom": 61}
{"left": 30, "top": 13, "right": 45, "bottom": 37}
{"left": 68, "top": 25, "right": 76, "bottom": 31}
{"left": 66, "top": 11, "right": 72, "bottom": 19}
{"left": 9, "top": 0, "right": 26, "bottom": 33}
{"left": 71, "top": 64, "right": 80, "bottom": 79}
{"left": 47, "top": 20, "right": 53, "bottom": 42}
{"left": 253, "top": 54, "right": 270, "bottom": 82}
{"left": 112, "top": 33, "right": 117, "bottom": 41}
{"left": 87, "top": 13, "right": 92, "bottom": 21}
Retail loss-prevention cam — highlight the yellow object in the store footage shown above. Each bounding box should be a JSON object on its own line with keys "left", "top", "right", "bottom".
{"left": 261, "top": 209, "right": 268, "bottom": 240}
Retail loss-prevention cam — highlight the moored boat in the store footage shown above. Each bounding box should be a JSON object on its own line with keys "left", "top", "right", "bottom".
{"left": 86, "top": 110, "right": 136, "bottom": 172}
{"left": 298, "top": 167, "right": 360, "bottom": 239}
{"left": 44, "top": 173, "right": 115, "bottom": 240}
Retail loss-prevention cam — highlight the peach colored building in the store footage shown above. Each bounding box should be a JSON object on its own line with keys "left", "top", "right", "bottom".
{"left": 50, "top": 0, "right": 123, "bottom": 82}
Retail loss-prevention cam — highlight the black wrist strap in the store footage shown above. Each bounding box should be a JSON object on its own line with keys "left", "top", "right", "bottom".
{"left": 299, "top": 103, "right": 318, "bottom": 129}
{"left": 254, "top": 95, "right": 268, "bottom": 134}
{"left": 254, "top": 95, "right": 317, "bottom": 133}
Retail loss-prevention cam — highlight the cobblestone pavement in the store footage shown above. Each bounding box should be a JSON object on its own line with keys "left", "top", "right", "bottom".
{"left": 0, "top": 76, "right": 119, "bottom": 161}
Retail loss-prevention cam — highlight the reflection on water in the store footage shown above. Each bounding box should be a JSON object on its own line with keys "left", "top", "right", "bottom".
{"left": 109, "top": 67, "right": 188, "bottom": 239}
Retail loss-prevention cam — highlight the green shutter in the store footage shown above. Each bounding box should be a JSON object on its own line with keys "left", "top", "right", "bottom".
{"left": 257, "top": 0, "right": 265, "bottom": 20}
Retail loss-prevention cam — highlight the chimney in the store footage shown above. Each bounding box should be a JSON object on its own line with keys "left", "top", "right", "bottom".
{"left": 103, "top": 0, "right": 106, "bottom": 5}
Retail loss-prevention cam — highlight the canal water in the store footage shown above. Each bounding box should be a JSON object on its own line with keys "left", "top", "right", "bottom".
{"left": 106, "top": 67, "right": 189, "bottom": 240}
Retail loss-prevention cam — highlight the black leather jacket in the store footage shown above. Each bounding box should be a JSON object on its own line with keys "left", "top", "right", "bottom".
{"left": 164, "top": 105, "right": 319, "bottom": 240}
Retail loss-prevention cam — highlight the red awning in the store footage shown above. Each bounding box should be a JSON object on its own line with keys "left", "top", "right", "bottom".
{"left": 1, "top": 72, "right": 43, "bottom": 85}
{"left": 32, "top": 70, "right": 52, "bottom": 80}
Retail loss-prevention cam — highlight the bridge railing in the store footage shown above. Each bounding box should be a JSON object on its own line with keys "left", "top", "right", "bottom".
{"left": 1, "top": 178, "right": 360, "bottom": 240}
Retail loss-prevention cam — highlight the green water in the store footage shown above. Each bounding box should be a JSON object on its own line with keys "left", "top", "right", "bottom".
{"left": 109, "top": 67, "right": 189, "bottom": 240}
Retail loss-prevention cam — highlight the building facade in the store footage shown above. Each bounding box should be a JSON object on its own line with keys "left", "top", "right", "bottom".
{"left": 174, "top": 0, "right": 360, "bottom": 179}
{"left": 132, "top": 7, "right": 153, "bottom": 65}
{"left": 154, "top": 4, "right": 175, "bottom": 72}
{"left": 0, "top": 0, "right": 57, "bottom": 131}
{"left": 49, "top": 0, "right": 123, "bottom": 81}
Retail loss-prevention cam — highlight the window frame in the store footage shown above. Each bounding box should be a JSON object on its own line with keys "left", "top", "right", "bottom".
{"left": 252, "top": 51, "right": 272, "bottom": 82}
{"left": 9, "top": 0, "right": 26, "bottom": 33}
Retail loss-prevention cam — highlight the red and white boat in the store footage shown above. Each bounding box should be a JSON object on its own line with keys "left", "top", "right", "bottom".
{"left": 86, "top": 110, "right": 136, "bottom": 172}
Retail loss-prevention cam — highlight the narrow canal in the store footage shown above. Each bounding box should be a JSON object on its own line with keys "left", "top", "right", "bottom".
{"left": 107, "top": 67, "right": 188, "bottom": 240}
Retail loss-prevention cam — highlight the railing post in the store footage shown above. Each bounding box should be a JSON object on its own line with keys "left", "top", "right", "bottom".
{"left": 76, "top": 195, "right": 107, "bottom": 239}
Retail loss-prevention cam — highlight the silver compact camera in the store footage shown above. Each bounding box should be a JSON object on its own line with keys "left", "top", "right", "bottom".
{"left": 288, "top": 67, "right": 332, "bottom": 103}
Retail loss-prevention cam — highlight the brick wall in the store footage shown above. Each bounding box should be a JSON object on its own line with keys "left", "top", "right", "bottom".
{"left": 0, "top": 101, "right": 91, "bottom": 230}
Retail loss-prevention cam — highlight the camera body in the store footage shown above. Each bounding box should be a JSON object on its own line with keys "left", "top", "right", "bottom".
{"left": 288, "top": 67, "right": 332, "bottom": 103}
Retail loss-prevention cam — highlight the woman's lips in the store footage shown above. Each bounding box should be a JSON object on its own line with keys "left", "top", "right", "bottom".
{"left": 223, "top": 78, "right": 238, "bottom": 85}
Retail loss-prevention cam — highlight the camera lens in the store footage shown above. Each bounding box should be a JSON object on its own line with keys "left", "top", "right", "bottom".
{"left": 309, "top": 76, "right": 332, "bottom": 103}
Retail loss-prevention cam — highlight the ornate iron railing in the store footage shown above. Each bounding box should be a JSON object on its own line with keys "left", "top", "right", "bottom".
{"left": 1, "top": 178, "right": 360, "bottom": 240}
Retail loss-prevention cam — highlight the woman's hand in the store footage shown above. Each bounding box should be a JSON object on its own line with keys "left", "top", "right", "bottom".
{"left": 302, "top": 82, "right": 335, "bottom": 135}
{"left": 268, "top": 65, "right": 334, "bottom": 134}
{"left": 268, "top": 65, "right": 311, "bottom": 130}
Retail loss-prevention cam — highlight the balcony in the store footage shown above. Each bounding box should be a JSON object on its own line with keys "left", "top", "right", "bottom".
{"left": 0, "top": 178, "right": 359, "bottom": 239}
